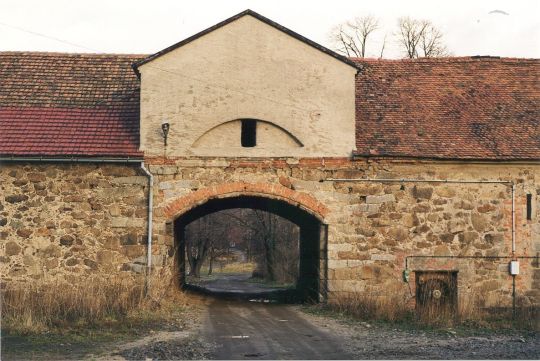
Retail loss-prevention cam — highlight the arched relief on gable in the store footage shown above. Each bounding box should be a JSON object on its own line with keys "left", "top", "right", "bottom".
{"left": 192, "top": 119, "right": 304, "bottom": 149}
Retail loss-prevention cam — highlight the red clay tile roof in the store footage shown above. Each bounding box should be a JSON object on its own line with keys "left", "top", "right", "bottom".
{"left": 353, "top": 57, "right": 540, "bottom": 160}
{"left": 0, "top": 52, "right": 145, "bottom": 158}
{"left": 0, "top": 53, "right": 538, "bottom": 160}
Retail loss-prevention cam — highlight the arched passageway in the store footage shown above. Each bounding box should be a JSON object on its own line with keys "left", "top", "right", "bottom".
{"left": 173, "top": 196, "right": 327, "bottom": 302}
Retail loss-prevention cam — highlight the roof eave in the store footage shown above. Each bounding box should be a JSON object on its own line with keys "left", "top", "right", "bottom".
{"left": 352, "top": 151, "right": 540, "bottom": 163}
{"left": 0, "top": 155, "right": 144, "bottom": 163}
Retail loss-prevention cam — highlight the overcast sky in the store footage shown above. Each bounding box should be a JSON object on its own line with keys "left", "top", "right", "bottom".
{"left": 1, "top": 0, "right": 539, "bottom": 58}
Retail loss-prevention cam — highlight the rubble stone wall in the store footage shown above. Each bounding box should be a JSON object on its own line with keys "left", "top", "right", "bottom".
{"left": 146, "top": 157, "right": 539, "bottom": 307}
{"left": 1, "top": 158, "right": 538, "bottom": 307}
{"left": 0, "top": 163, "right": 150, "bottom": 285}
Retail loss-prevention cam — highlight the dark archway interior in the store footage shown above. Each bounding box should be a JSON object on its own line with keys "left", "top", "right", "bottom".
{"left": 174, "top": 196, "right": 327, "bottom": 302}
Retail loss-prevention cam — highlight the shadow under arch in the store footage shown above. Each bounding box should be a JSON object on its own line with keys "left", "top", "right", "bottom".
{"left": 174, "top": 195, "right": 327, "bottom": 303}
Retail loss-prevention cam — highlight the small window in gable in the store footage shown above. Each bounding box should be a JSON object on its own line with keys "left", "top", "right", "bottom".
{"left": 241, "top": 119, "right": 257, "bottom": 147}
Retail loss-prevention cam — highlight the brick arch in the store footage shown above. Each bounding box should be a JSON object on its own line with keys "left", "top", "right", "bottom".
{"left": 162, "top": 181, "right": 329, "bottom": 221}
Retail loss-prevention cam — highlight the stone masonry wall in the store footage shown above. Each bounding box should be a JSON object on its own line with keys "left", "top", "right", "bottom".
{"left": 146, "top": 157, "right": 540, "bottom": 308}
{"left": 1, "top": 158, "right": 539, "bottom": 309}
{"left": 0, "top": 163, "right": 150, "bottom": 285}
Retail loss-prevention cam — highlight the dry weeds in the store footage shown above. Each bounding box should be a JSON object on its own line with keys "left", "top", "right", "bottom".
{"left": 321, "top": 290, "right": 539, "bottom": 331}
{"left": 326, "top": 292, "right": 411, "bottom": 322}
{"left": 0, "top": 264, "right": 196, "bottom": 335}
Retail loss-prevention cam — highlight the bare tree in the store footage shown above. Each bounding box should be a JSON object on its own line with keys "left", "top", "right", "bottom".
{"left": 420, "top": 23, "right": 448, "bottom": 57}
{"left": 397, "top": 17, "right": 449, "bottom": 58}
{"left": 185, "top": 208, "right": 299, "bottom": 283}
{"left": 330, "top": 15, "right": 379, "bottom": 58}
{"left": 248, "top": 210, "right": 299, "bottom": 283}
{"left": 221, "top": 209, "right": 299, "bottom": 283}
{"left": 184, "top": 213, "right": 230, "bottom": 277}
{"left": 184, "top": 217, "right": 211, "bottom": 278}
{"left": 206, "top": 232, "right": 230, "bottom": 275}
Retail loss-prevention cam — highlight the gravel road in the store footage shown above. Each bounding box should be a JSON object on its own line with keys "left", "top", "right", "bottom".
{"left": 203, "top": 299, "right": 352, "bottom": 359}
{"left": 300, "top": 307, "right": 540, "bottom": 360}
{"left": 112, "top": 298, "right": 539, "bottom": 360}
{"left": 192, "top": 272, "right": 286, "bottom": 294}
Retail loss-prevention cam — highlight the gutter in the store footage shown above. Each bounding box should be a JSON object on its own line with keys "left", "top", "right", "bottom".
{"left": 0, "top": 156, "right": 143, "bottom": 163}
{"left": 352, "top": 153, "right": 540, "bottom": 164}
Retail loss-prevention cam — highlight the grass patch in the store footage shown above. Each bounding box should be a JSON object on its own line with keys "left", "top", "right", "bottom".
{"left": 198, "top": 261, "right": 256, "bottom": 275}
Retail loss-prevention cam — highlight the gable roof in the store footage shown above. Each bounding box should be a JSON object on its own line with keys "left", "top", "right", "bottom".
{"left": 132, "top": 9, "right": 362, "bottom": 75}
{"left": 0, "top": 52, "right": 144, "bottom": 158}
{"left": 0, "top": 52, "right": 538, "bottom": 161}
{"left": 354, "top": 57, "right": 540, "bottom": 161}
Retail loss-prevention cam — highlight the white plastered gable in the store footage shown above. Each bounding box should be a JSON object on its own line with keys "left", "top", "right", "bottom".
{"left": 137, "top": 11, "right": 358, "bottom": 157}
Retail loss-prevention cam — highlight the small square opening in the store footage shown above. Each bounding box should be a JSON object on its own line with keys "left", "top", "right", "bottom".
{"left": 241, "top": 119, "right": 257, "bottom": 147}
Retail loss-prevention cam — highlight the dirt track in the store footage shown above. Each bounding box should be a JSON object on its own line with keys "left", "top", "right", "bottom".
{"left": 200, "top": 299, "right": 539, "bottom": 360}
{"left": 190, "top": 272, "right": 286, "bottom": 294}
{"left": 203, "top": 299, "right": 352, "bottom": 359}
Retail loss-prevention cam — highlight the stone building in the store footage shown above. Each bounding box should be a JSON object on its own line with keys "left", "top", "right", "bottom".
{"left": 1, "top": 10, "right": 539, "bottom": 309}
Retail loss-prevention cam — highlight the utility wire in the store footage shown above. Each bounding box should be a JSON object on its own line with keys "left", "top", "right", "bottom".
{"left": 0, "top": 20, "right": 318, "bottom": 114}
{"left": 0, "top": 20, "right": 102, "bottom": 53}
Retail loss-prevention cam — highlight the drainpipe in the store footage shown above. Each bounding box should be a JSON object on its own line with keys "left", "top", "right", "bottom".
{"left": 511, "top": 183, "right": 516, "bottom": 255}
{"left": 140, "top": 162, "right": 154, "bottom": 291}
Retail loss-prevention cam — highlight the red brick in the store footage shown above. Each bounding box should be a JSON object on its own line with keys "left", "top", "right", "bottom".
{"left": 163, "top": 182, "right": 327, "bottom": 220}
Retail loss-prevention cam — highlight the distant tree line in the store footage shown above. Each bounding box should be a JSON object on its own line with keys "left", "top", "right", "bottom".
{"left": 184, "top": 209, "right": 299, "bottom": 284}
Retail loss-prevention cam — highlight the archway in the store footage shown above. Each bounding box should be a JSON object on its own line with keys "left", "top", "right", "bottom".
{"left": 173, "top": 195, "right": 327, "bottom": 302}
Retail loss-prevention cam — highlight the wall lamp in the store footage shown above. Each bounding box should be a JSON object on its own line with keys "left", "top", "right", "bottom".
{"left": 161, "top": 121, "right": 170, "bottom": 146}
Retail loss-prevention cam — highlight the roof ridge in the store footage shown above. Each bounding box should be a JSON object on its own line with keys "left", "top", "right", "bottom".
{"left": 351, "top": 56, "right": 540, "bottom": 63}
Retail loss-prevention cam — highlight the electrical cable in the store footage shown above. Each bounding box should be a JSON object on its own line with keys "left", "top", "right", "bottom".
{"left": 0, "top": 20, "right": 318, "bottom": 114}
{"left": 0, "top": 20, "right": 102, "bottom": 53}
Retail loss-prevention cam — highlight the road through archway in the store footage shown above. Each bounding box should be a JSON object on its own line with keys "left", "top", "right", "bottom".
{"left": 173, "top": 195, "right": 327, "bottom": 302}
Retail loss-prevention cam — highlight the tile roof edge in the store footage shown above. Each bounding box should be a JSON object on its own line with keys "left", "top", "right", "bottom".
{"left": 0, "top": 155, "right": 144, "bottom": 163}
{"left": 352, "top": 152, "right": 540, "bottom": 162}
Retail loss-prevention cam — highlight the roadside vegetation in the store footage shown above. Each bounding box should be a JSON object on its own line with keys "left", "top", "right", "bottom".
{"left": 1, "top": 268, "right": 204, "bottom": 359}
{"left": 304, "top": 291, "right": 539, "bottom": 333}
